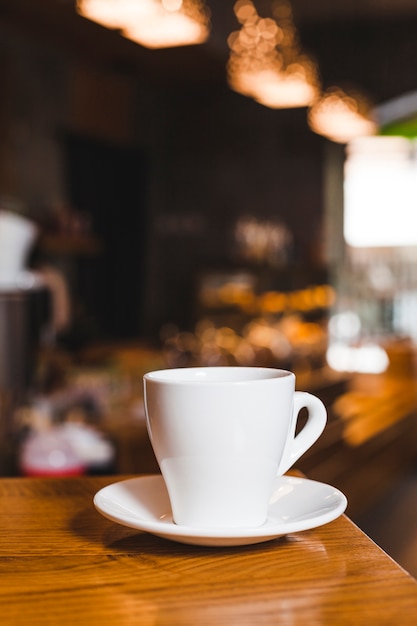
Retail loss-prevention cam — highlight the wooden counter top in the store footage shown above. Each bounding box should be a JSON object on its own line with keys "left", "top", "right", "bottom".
{"left": 1, "top": 475, "right": 417, "bottom": 625}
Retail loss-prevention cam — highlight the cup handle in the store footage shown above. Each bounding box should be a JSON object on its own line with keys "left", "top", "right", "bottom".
{"left": 277, "top": 391, "right": 327, "bottom": 476}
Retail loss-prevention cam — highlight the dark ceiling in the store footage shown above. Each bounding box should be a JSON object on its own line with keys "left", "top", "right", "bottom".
{"left": 2, "top": 0, "right": 417, "bottom": 103}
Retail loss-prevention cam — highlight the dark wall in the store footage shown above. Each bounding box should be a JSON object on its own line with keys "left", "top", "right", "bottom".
{"left": 143, "top": 85, "right": 325, "bottom": 334}
{"left": 63, "top": 134, "right": 149, "bottom": 339}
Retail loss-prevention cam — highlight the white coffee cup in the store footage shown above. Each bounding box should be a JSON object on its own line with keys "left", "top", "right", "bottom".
{"left": 143, "top": 366, "right": 327, "bottom": 529}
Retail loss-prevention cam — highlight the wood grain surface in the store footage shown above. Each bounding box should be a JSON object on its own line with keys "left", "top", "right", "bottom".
{"left": 0, "top": 475, "right": 417, "bottom": 625}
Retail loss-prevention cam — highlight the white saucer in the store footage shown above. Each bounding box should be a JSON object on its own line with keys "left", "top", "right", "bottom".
{"left": 93, "top": 475, "right": 347, "bottom": 547}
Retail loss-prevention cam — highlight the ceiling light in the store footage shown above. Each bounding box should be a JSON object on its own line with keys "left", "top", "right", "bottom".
{"left": 308, "top": 86, "right": 377, "bottom": 143}
{"left": 76, "top": 0, "right": 210, "bottom": 49}
{"left": 227, "top": 0, "right": 320, "bottom": 109}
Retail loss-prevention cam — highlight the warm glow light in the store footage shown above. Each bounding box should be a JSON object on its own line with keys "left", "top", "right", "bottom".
{"left": 227, "top": 0, "right": 319, "bottom": 109}
{"left": 125, "top": 9, "right": 207, "bottom": 48}
{"left": 77, "top": 0, "right": 152, "bottom": 28}
{"left": 344, "top": 136, "right": 417, "bottom": 247}
{"left": 254, "top": 76, "right": 317, "bottom": 109}
{"left": 77, "top": 0, "right": 210, "bottom": 49}
{"left": 232, "top": 66, "right": 318, "bottom": 109}
{"left": 308, "top": 87, "right": 377, "bottom": 143}
{"left": 162, "top": 0, "right": 183, "bottom": 10}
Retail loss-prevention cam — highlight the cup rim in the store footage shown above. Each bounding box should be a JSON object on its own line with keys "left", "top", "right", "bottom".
{"left": 143, "top": 366, "right": 295, "bottom": 385}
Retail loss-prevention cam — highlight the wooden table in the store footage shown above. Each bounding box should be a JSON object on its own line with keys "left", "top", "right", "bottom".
{"left": 1, "top": 475, "right": 417, "bottom": 625}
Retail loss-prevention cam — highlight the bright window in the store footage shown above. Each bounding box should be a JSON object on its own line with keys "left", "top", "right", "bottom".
{"left": 344, "top": 136, "right": 417, "bottom": 247}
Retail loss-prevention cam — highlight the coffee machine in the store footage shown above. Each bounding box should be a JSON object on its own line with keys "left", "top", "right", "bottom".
{"left": 0, "top": 211, "right": 51, "bottom": 469}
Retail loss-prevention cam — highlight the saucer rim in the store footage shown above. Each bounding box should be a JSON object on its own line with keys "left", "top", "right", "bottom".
{"left": 93, "top": 474, "right": 347, "bottom": 546}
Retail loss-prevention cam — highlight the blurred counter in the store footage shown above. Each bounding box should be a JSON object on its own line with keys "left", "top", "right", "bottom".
{"left": 299, "top": 368, "right": 417, "bottom": 518}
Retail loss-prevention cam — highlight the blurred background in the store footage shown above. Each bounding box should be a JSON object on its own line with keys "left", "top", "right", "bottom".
{"left": 2, "top": 0, "right": 417, "bottom": 574}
